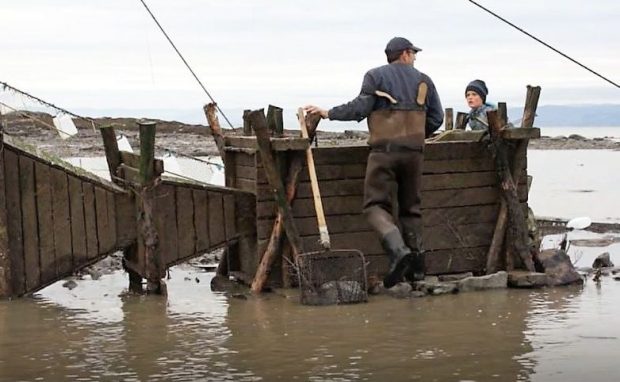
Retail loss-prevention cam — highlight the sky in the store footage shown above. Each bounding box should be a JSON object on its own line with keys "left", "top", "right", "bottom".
{"left": 1, "top": 0, "right": 619, "bottom": 125}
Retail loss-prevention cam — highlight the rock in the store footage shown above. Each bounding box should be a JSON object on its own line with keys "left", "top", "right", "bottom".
{"left": 438, "top": 272, "right": 473, "bottom": 282}
{"left": 410, "top": 291, "right": 427, "bottom": 298}
{"left": 423, "top": 276, "right": 439, "bottom": 283}
{"left": 592, "top": 252, "right": 614, "bottom": 268}
{"left": 413, "top": 280, "right": 458, "bottom": 295}
{"left": 536, "top": 249, "right": 583, "bottom": 286}
{"left": 507, "top": 271, "right": 548, "bottom": 288}
{"left": 568, "top": 134, "right": 587, "bottom": 140}
{"left": 385, "top": 282, "right": 413, "bottom": 299}
{"left": 62, "top": 280, "right": 78, "bottom": 290}
{"left": 457, "top": 271, "right": 508, "bottom": 292}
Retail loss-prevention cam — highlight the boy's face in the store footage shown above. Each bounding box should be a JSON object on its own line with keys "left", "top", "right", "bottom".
{"left": 466, "top": 91, "right": 483, "bottom": 108}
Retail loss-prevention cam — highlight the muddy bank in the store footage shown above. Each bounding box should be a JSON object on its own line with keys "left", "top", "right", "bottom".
{"left": 2, "top": 111, "right": 618, "bottom": 157}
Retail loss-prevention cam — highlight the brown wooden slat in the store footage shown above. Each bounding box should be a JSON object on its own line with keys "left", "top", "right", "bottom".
{"left": 67, "top": 176, "right": 88, "bottom": 269}
{"left": 82, "top": 183, "right": 99, "bottom": 259}
{"left": 225, "top": 136, "right": 309, "bottom": 151}
{"left": 176, "top": 187, "right": 195, "bottom": 260}
{"left": 313, "top": 146, "right": 369, "bottom": 165}
{"left": 231, "top": 151, "right": 256, "bottom": 167}
{"left": 422, "top": 184, "right": 528, "bottom": 209}
{"left": 95, "top": 187, "right": 114, "bottom": 254}
{"left": 234, "top": 178, "right": 256, "bottom": 194}
{"left": 106, "top": 191, "right": 117, "bottom": 251}
{"left": 114, "top": 192, "right": 136, "bottom": 247}
{"left": 208, "top": 191, "right": 225, "bottom": 246}
{"left": 224, "top": 193, "right": 236, "bottom": 240}
{"left": 4, "top": 150, "right": 25, "bottom": 295}
{"left": 51, "top": 168, "right": 73, "bottom": 277}
{"left": 18, "top": 156, "right": 40, "bottom": 291}
{"left": 192, "top": 189, "right": 209, "bottom": 252}
{"left": 257, "top": 195, "right": 364, "bottom": 219}
{"left": 34, "top": 162, "right": 55, "bottom": 283}
{"left": 258, "top": 214, "right": 371, "bottom": 239}
{"left": 423, "top": 222, "right": 495, "bottom": 251}
{"left": 235, "top": 165, "right": 256, "bottom": 180}
{"left": 154, "top": 184, "right": 178, "bottom": 266}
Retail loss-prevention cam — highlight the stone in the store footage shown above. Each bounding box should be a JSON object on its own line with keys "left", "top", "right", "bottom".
{"left": 438, "top": 272, "right": 473, "bottom": 282}
{"left": 385, "top": 282, "right": 413, "bottom": 299}
{"left": 457, "top": 271, "right": 508, "bottom": 292}
{"left": 62, "top": 280, "right": 77, "bottom": 290}
{"left": 536, "top": 249, "right": 583, "bottom": 286}
{"left": 592, "top": 252, "right": 614, "bottom": 268}
{"left": 413, "top": 280, "right": 458, "bottom": 295}
{"left": 507, "top": 271, "right": 548, "bottom": 288}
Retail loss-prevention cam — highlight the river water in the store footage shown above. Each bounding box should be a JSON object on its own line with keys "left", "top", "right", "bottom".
{"left": 2, "top": 133, "right": 620, "bottom": 381}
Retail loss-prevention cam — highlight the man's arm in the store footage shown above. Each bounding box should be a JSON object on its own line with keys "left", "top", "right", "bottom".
{"left": 424, "top": 78, "right": 444, "bottom": 137}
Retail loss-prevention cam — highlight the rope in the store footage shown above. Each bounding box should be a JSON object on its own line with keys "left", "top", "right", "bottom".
{"left": 137, "top": 0, "right": 236, "bottom": 128}
{"left": 468, "top": 0, "right": 619, "bottom": 89}
{"left": 0, "top": 101, "right": 64, "bottom": 134}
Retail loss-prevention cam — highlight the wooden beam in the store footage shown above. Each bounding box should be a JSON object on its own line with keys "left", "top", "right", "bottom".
{"left": 225, "top": 136, "right": 310, "bottom": 151}
{"left": 203, "top": 103, "right": 227, "bottom": 160}
{"left": 242, "top": 109, "right": 252, "bottom": 136}
{"left": 0, "top": 131, "right": 11, "bottom": 298}
{"left": 267, "top": 105, "right": 284, "bottom": 137}
{"left": 444, "top": 108, "right": 454, "bottom": 130}
{"left": 99, "top": 125, "right": 121, "bottom": 184}
{"left": 455, "top": 112, "right": 468, "bottom": 130}
{"left": 521, "top": 85, "right": 541, "bottom": 128}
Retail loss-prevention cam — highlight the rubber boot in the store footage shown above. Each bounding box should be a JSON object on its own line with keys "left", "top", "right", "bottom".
{"left": 403, "top": 229, "right": 425, "bottom": 282}
{"left": 381, "top": 229, "right": 413, "bottom": 288}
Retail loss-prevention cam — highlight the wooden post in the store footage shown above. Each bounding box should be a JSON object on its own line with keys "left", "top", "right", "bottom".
{"left": 455, "top": 112, "right": 468, "bottom": 130}
{"left": 251, "top": 113, "right": 321, "bottom": 293}
{"left": 99, "top": 125, "right": 122, "bottom": 183}
{"left": 521, "top": 86, "right": 541, "bottom": 128}
{"left": 242, "top": 109, "right": 252, "bottom": 136}
{"left": 444, "top": 108, "right": 454, "bottom": 130}
{"left": 137, "top": 121, "right": 164, "bottom": 294}
{"left": 498, "top": 102, "right": 508, "bottom": 127}
{"left": 0, "top": 127, "right": 12, "bottom": 298}
{"left": 267, "top": 105, "right": 284, "bottom": 137}
{"left": 485, "top": 110, "right": 535, "bottom": 273}
{"left": 203, "top": 103, "right": 227, "bottom": 160}
{"left": 249, "top": 109, "right": 305, "bottom": 292}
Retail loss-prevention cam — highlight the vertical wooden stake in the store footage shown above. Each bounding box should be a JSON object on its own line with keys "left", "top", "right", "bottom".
{"left": 242, "top": 109, "right": 252, "bottom": 136}
{"left": 497, "top": 102, "right": 508, "bottom": 127}
{"left": 444, "top": 108, "right": 454, "bottom": 130}
{"left": 203, "top": 103, "right": 227, "bottom": 160}
{"left": 138, "top": 121, "right": 164, "bottom": 295}
{"left": 521, "top": 86, "right": 541, "bottom": 128}
{"left": 99, "top": 125, "right": 121, "bottom": 183}
{"left": 267, "top": 105, "right": 284, "bottom": 137}
{"left": 0, "top": 128, "right": 12, "bottom": 298}
{"left": 455, "top": 112, "right": 468, "bottom": 130}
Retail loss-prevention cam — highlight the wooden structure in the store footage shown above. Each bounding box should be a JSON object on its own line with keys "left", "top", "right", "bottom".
{"left": 221, "top": 127, "right": 539, "bottom": 287}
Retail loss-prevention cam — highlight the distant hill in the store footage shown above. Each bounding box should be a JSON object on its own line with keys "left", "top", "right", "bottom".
{"left": 508, "top": 104, "right": 620, "bottom": 127}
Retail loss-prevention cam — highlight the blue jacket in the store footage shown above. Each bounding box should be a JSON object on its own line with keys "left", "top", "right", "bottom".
{"left": 467, "top": 103, "right": 496, "bottom": 130}
{"left": 327, "top": 63, "right": 444, "bottom": 137}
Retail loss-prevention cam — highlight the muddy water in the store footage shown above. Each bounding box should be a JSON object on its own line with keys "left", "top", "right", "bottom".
{"left": 2, "top": 231, "right": 620, "bottom": 382}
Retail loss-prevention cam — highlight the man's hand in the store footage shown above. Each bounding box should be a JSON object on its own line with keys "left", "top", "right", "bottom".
{"left": 303, "top": 105, "right": 329, "bottom": 119}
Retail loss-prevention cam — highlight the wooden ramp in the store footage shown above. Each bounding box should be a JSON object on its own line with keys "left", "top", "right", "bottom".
{"left": 0, "top": 134, "right": 255, "bottom": 298}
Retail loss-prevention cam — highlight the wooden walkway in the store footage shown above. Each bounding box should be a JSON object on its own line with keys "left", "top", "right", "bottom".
{"left": 0, "top": 133, "right": 254, "bottom": 298}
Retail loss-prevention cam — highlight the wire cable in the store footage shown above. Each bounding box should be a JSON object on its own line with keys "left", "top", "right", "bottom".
{"left": 468, "top": 0, "right": 619, "bottom": 88}
{"left": 137, "top": 0, "right": 236, "bottom": 128}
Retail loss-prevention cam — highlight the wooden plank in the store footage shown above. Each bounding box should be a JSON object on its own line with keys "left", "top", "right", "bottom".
{"left": 423, "top": 157, "right": 495, "bottom": 174}
{"left": 193, "top": 189, "right": 209, "bottom": 252}
{"left": 106, "top": 191, "right": 117, "bottom": 251}
{"left": 364, "top": 247, "right": 488, "bottom": 277}
{"left": 120, "top": 151, "right": 164, "bottom": 176}
{"left": 225, "top": 136, "right": 310, "bottom": 151}
{"left": 313, "top": 146, "right": 369, "bottom": 165}
{"left": 0, "top": 136, "right": 10, "bottom": 297}
{"left": 422, "top": 185, "right": 528, "bottom": 209}
{"left": 95, "top": 187, "right": 114, "bottom": 254}
{"left": 67, "top": 176, "right": 88, "bottom": 269}
{"left": 18, "top": 156, "right": 40, "bottom": 292}
{"left": 257, "top": 195, "right": 364, "bottom": 219}
{"left": 208, "top": 191, "right": 226, "bottom": 246}
{"left": 224, "top": 149, "right": 237, "bottom": 188}
{"left": 176, "top": 187, "right": 196, "bottom": 260}
{"left": 235, "top": 165, "right": 256, "bottom": 180}
{"left": 423, "top": 222, "right": 495, "bottom": 251}
{"left": 114, "top": 192, "right": 136, "bottom": 247}
{"left": 154, "top": 184, "right": 178, "bottom": 266}
{"left": 4, "top": 150, "right": 25, "bottom": 295}
{"left": 422, "top": 171, "right": 499, "bottom": 191}
{"left": 34, "top": 162, "right": 56, "bottom": 284}
{"left": 223, "top": 194, "right": 237, "bottom": 240}
{"left": 258, "top": 214, "right": 372, "bottom": 239}
{"left": 50, "top": 168, "right": 73, "bottom": 277}
{"left": 82, "top": 183, "right": 99, "bottom": 259}
{"left": 503, "top": 127, "right": 540, "bottom": 140}
{"left": 231, "top": 151, "right": 256, "bottom": 167}
{"left": 235, "top": 178, "right": 256, "bottom": 194}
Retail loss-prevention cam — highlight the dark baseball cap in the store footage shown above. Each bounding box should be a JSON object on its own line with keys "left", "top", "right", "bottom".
{"left": 384, "top": 37, "right": 422, "bottom": 54}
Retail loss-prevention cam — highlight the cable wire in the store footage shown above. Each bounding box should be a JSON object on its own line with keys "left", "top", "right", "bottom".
{"left": 137, "top": 0, "right": 236, "bottom": 128}
{"left": 468, "top": 0, "right": 619, "bottom": 88}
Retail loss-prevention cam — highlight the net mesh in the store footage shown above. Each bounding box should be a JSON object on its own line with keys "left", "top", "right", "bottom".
{"left": 296, "top": 249, "right": 368, "bottom": 306}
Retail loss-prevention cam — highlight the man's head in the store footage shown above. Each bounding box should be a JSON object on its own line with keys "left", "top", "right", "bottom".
{"left": 465, "top": 79, "right": 488, "bottom": 107}
{"left": 385, "top": 37, "right": 422, "bottom": 64}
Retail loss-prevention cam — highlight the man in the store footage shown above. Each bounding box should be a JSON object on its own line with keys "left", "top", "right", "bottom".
{"left": 305, "top": 37, "right": 443, "bottom": 288}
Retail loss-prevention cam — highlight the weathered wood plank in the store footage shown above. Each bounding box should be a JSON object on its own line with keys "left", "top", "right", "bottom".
{"left": 82, "top": 183, "right": 99, "bottom": 259}
{"left": 231, "top": 151, "right": 256, "bottom": 167}
{"left": 34, "top": 163, "right": 55, "bottom": 284}
{"left": 51, "top": 168, "right": 73, "bottom": 277}
{"left": 225, "top": 136, "right": 310, "bottom": 151}
{"left": 106, "top": 191, "right": 117, "bottom": 252}
{"left": 18, "top": 156, "right": 40, "bottom": 291}
{"left": 67, "top": 176, "right": 88, "bottom": 269}
{"left": 154, "top": 184, "right": 178, "bottom": 266}
{"left": 176, "top": 187, "right": 195, "bottom": 260}
{"left": 235, "top": 178, "right": 256, "bottom": 194}
{"left": 258, "top": 214, "right": 372, "bottom": 239}
{"left": 193, "top": 190, "right": 209, "bottom": 252}
{"left": 114, "top": 192, "right": 136, "bottom": 247}
{"left": 4, "top": 150, "right": 25, "bottom": 295}
{"left": 0, "top": 136, "right": 10, "bottom": 297}
{"left": 223, "top": 194, "right": 237, "bottom": 240}
{"left": 503, "top": 127, "right": 540, "bottom": 140}
{"left": 95, "top": 187, "right": 114, "bottom": 254}
{"left": 208, "top": 191, "right": 226, "bottom": 246}
{"left": 422, "top": 185, "right": 528, "bottom": 209}
{"left": 235, "top": 165, "right": 256, "bottom": 181}
{"left": 257, "top": 195, "right": 364, "bottom": 219}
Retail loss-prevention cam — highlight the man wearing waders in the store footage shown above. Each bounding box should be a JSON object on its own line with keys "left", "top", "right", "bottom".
{"left": 305, "top": 37, "right": 443, "bottom": 288}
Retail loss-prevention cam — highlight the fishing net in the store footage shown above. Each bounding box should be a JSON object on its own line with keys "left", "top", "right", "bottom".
{"left": 296, "top": 249, "right": 368, "bottom": 306}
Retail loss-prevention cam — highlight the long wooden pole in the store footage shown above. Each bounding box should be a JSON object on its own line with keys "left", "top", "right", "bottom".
{"left": 203, "top": 103, "right": 227, "bottom": 160}
{"left": 99, "top": 125, "right": 122, "bottom": 183}
{"left": 0, "top": 126, "right": 12, "bottom": 298}
{"left": 249, "top": 110, "right": 315, "bottom": 293}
